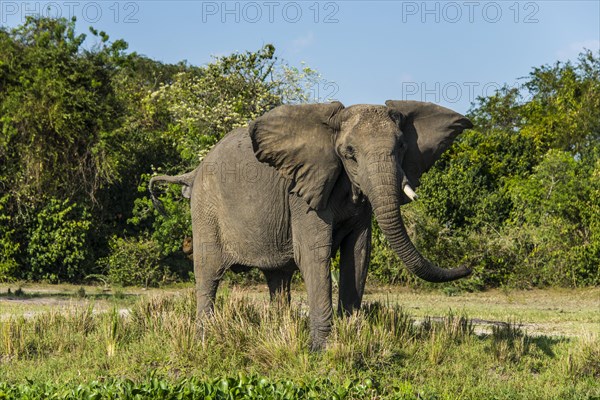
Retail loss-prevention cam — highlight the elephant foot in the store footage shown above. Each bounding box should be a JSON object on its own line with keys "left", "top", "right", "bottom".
{"left": 337, "top": 301, "right": 361, "bottom": 317}
{"left": 309, "top": 325, "right": 331, "bottom": 352}
{"left": 310, "top": 336, "right": 328, "bottom": 352}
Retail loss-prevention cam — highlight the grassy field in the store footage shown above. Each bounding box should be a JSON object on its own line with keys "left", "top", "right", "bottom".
{"left": 0, "top": 283, "right": 599, "bottom": 399}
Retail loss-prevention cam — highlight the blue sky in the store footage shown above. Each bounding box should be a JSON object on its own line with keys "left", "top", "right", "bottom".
{"left": 1, "top": 1, "right": 599, "bottom": 113}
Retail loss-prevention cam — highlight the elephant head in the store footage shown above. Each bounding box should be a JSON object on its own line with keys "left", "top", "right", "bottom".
{"left": 249, "top": 101, "right": 473, "bottom": 283}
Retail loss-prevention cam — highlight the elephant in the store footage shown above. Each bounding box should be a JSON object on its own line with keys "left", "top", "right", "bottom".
{"left": 183, "top": 237, "right": 294, "bottom": 302}
{"left": 149, "top": 100, "right": 473, "bottom": 349}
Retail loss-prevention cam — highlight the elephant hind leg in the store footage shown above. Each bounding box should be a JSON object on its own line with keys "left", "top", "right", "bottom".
{"left": 263, "top": 268, "right": 294, "bottom": 304}
{"left": 193, "top": 240, "right": 230, "bottom": 317}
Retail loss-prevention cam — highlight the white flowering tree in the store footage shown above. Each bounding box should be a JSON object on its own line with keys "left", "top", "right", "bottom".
{"left": 146, "top": 44, "right": 323, "bottom": 164}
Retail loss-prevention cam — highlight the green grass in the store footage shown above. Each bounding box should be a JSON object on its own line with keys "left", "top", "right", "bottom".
{"left": 1, "top": 286, "right": 599, "bottom": 399}
{"left": 362, "top": 286, "right": 600, "bottom": 337}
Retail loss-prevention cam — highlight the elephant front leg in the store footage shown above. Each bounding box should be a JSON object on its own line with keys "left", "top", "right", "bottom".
{"left": 338, "top": 223, "right": 372, "bottom": 316}
{"left": 291, "top": 205, "right": 334, "bottom": 351}
{"left": 299, "top": 247, "right": 333, "bottom": 351}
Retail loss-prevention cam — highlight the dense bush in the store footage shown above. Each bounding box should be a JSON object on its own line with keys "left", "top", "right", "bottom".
{"left": 505, "top": 149, "right": 600, "bottom": 286}
{"left": 101, "top": 235, "right": 166, "bottom": 287}
{"left": 0, "top": 17, "right": 139, "bottom": 281}
{"left": 26, "top": 198, "right": 91, "bottom": 282}
{"left": 0, "top": 196, "right": 19, "bottom": 280}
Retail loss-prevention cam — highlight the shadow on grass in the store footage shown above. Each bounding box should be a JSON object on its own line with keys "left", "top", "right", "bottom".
{"left": 529, "top": 335, "right": 569, "bottom": 358}
{"left": 475, "top": 321, "right": 569, "bottom": 360}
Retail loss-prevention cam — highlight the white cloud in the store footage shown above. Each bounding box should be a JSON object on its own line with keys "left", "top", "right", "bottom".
{"left": 556, "top": 40, "right": 600, "bottom": 61}
{"left": 291, "top": 31, "right": 315, "bottom": 53}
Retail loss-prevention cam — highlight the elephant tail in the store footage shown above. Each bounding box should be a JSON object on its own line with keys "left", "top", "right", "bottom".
{"left": 148, "top": 170, "right": 197, "bottom": 216}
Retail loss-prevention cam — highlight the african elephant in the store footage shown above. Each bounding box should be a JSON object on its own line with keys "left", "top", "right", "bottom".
{"left": 149, "top": 100, "right": 473, "bottom": 349}
{"left": 183, "top": 236, "right": 294, "bottom": 302}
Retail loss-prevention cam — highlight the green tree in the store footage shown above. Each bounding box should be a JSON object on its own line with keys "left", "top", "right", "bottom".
{"left": 0, "top": 17, "right": 125, "bottom": 208}
{"left": 390, "top": 50, "right": 600, "bottom": 287}
{"left": 0, "top": 17, "right": 188, "bottom": 281}
{"left": 506, "top": 149, "right": 600, "bottom": 286}
{"left": 0, "top": 17, "right": 128, "bottom": 280}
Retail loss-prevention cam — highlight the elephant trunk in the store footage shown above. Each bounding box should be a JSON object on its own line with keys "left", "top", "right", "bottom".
{"left": 365, "top": 157, "right": 471, "bottom": 283}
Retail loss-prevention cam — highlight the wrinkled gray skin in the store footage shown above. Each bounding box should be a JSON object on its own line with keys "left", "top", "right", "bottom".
{"left": 149, "top": 100, "right": 473, "bottom": 350}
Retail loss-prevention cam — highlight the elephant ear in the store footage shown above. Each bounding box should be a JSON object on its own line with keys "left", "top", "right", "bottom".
{"left": 249, "top": 102, "right": 345, "bottom": 210}
{"left": 385, "top": 100, "right": 473, "bottom": 186}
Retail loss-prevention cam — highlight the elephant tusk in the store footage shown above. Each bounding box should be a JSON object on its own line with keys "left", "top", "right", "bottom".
{"left": 403, "top": 184, "right": 418, "bottom": 201}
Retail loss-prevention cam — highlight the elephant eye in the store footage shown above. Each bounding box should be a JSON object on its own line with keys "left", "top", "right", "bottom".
{"left": 342, "top": 145, "right": 356, "bottom": 160}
